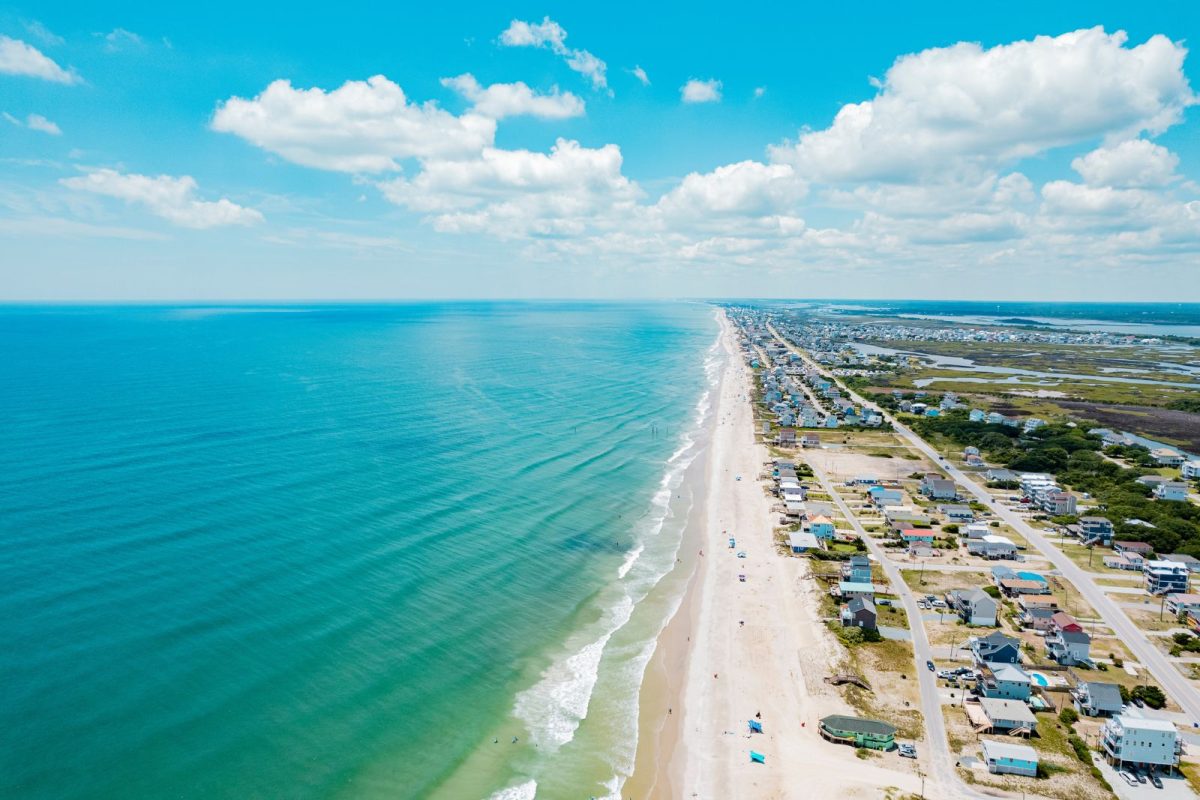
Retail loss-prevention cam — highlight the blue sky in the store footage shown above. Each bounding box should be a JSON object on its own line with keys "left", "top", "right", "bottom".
{"left": 2, "top": 2, "right": 1199, "bottom": 300}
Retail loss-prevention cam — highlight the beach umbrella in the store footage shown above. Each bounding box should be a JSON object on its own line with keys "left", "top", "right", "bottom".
{"left": 750, "top": 750, "right": 765, "bottom": 764}
{"left": 748, "top": 720, "right": 763, "bottom": 733}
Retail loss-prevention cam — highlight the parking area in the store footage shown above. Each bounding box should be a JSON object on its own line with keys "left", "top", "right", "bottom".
{"left": 1092, "top": 755, "right": 1195, "bottom": 800}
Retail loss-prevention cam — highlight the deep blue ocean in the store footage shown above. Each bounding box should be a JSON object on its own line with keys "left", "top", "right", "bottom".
{"left": 0, "top": 303, "right": 717, "bottom": 799}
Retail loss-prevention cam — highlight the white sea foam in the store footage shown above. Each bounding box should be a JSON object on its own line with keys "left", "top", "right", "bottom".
{"left": 508, "top": 321, "right": 726, "bottom": 793}
{"left": 487, "top": 778, "right": 537, "bottom": 800}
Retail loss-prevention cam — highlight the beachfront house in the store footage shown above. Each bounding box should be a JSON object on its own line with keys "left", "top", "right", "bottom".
{"left": 838, "top": 581, "right": 876, "bottom": 602}
{"left": 1145, "top": 560, "right": 1190, "bottom": 595}
{"left": 1184, "top": 460, "right": 1200, "bottom": 480}
{"left": 920, "top": 474, "right": 958, "bottom": 500}
{"left": 842, "top": 556, "right": 872, "bottom": 584}
{"left": 977, "top": 698, "right": 1037, "bottom": 736}
{"left": 970, "top": 631, "right": 1021, "bottom": 665}
{"left": 800, "top": 432, "right": 821, "bottom": 447}
{"left": 806, "top": 515, "right": 836, "bottom": 540}
{"left": 969, "top": 409, "right": 986, "bottom": 422}
{"left": 788, "top": 531, "right": 821, "bottom": 553}
{"left": 979, "top": 662, "right": 1032, "bottom": 701}
{"left": 1046, "top": 629, "right": 1091, "bottom": 665}
{"left": 818, "top": 715, "right": 896, "bottom": 751}
{"left": 841, "top": 597, "right": 877, "bottom": 630}
{"left": 947, "top": 588, "right": 998, "bottom": 627}
{"left": 1074, "top": 681, "right": 1124, "bottom": 718}
{"left": 981, "top": 740, "right": 1039, "bottom": 777}
{"left": 1155, "top": 481, "right": 1190, "bottom": 502}
{"left": 1101, "top": 715, "right": 1181, "bottom": 771}
{"left": 777, "top": 427, "right": 797, "bottom": 447}
{"left": 967, "top": 535, "right": 1017, "bottom": 560}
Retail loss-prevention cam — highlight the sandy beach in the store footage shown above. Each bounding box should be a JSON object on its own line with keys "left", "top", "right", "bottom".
{"left": 626, "top": 311, "right": 925, "bottom": 799}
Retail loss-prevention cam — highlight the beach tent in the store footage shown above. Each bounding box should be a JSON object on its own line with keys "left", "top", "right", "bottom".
{"left": 748, "top": 720, "right": 763, "bottom": 733}
{"left": 750, "top": 750, "right": 765, "bottom": 764}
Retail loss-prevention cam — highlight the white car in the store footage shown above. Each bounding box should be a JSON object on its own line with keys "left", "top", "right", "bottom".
{"left": 1120, "top": 770, "right": 1139, "bottom": 787}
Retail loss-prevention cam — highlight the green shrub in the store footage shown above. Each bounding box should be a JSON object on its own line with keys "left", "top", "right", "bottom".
{"left": 1059, "top": 707, "right": 1079, "bottom": 726}
{"left": 1067, "top": 734, "right": 1090, "bottom": 763}
{"left": 1132, "top": 685, "right": 1167, "bottom": 709}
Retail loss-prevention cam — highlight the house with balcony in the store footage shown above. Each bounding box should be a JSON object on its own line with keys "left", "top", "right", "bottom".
{"left": 1166, "top": 593, "right": 1200, "bottom": 616}
{"left": 947, "top": 587, "right": 998, "bottom": 627}
{"left": 977, "top": 698, "right": 1037, "bottom": 736}
{"left": 979, "top": 662, "right": 1032, "bottom": 701}
{"left": 1101, "top": 714, "right": 1181, "bottom": 770}
{"left": 1155, "top": 481, "right": 1190, "bottom": 502}
{"left": 806, "top": 515, "right": 836, "bottom": 540}
{"left": 1074, "top": 681, "right": 1124, "bottom": 718}
{"left": 841, "top": 597, "right": 877, "bottom": 630}
{"left": 842, "top": 556, "right": 872, "bottom": 584}
{"left": 970, "top": 631, "right": 1021, "bottom": 665}
{"left": 1078, "top": 516, "right": 1114, "bottom": 546}
{"left": 1145, "top": 560, "right": 1190, "bottom": 595}
{"left": 1046, "top": 628, "right": 1091, "bottom": 665}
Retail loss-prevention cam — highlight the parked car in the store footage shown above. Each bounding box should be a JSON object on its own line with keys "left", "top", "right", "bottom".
{"left": 1133, "top": 697, "right": 1145, "bottom": 708}
{"left": 898, "top": 744, "right": 917, "bottom": 759}
{"left": 1120, "top": 771, "right": 1138, "bottom": 787}
{"left": 1150, "top": 772, "right": 1163, "bottom": 789}
{"left": 877, "top": 599, "right": 892, "bottom": 607}
{"left": 1135, "top": 770, "right": 1147, "bottom": 784}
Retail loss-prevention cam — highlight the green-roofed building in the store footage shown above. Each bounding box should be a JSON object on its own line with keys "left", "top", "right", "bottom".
{"left": 819, "top": 715, "right": 897, "bottom": 750}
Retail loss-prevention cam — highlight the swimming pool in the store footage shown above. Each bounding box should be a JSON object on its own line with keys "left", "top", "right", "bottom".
{"left": 1030, "top": 672, "right": 1050, "bottom": 687}
{"left": 1017, "top": 571, "right": 1047, "bottom": 584}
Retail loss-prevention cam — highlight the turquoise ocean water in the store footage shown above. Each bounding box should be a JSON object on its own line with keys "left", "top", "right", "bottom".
{"left": 0, "top": 303, "right": 719, "bottom": 799}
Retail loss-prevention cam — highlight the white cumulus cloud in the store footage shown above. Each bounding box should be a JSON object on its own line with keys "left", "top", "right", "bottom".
{"left": 769, "top": 28, "right": 1196, "bottom": 182}
{"left": 380, "top": 138, "right": 640, "bottom": 236}
{"left": 631, "top": 66, "right": 650, "bottom": 86}
{"left": 61, "top": 169, "right": 264, "bottom": 228}
{"left": 1071, "top": 139, "right": 1179, "bottom": 188}
{"left": 0, "top": 35, "right": 79, "bottom": 83}
{"left": 499, "top": 17, "right": 608, "bottom": 90}
{"left": 211, "top": 75, "right": 497, "bottom": 173}
{"left": 440, "top": 73, "right": 584, "bottom": 120}
{"left": 681, "top": 79, "right": 722, "bottom": 103}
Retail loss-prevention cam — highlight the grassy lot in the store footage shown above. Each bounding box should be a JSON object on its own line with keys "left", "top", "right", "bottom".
{"left": 842, "top": 637, "right": 925, "bottom": 741}
{"left": 901, "top": 567, "right": 991, "bottom": 597}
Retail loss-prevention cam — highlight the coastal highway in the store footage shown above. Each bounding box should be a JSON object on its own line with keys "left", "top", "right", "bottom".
{"left": 804, "top": 458, "right": 996, "bottom": 800}
{"left": 767, "top": 322, "right": 1200, "bottom": 726}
